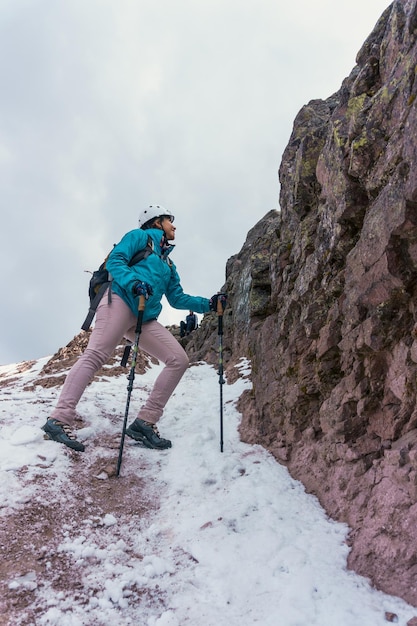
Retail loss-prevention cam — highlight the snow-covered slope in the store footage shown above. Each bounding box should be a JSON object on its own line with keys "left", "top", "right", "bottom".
{"left": 0, "top": 356, "right": 416, "bottom": 625}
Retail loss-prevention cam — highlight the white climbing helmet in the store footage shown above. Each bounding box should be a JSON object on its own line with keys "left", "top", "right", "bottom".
{"left": 138, "top": 205, "right": 175, "bottom": 228}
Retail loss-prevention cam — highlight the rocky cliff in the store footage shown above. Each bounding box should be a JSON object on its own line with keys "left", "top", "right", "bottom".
{"left": 188, "top": 0, "right": 417, "bottom": 608}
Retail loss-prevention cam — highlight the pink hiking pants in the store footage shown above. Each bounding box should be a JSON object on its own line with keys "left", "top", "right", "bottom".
{"left": 51, "top": 291, "right": 189, "bottom": 427}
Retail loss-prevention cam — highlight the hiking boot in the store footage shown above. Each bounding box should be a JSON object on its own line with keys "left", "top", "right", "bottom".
{"left": 126, "top": 419, "right": 172, "bottom": 449}
{"left": 42, "top": 419, "right": 85, "bottom": 452}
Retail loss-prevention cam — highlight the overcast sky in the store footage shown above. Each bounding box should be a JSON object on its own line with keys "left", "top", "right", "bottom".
{"left": 0, "top": 0, "right": 390, "bottom": 365}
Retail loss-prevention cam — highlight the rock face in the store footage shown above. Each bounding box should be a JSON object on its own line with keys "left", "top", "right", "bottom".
{"left": 189, "top": 0, "right": 417, "bottom": 607}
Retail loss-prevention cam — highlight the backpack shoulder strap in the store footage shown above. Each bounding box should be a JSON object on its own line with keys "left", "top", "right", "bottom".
{"left": 128, "top": 235, "right": 154, "bottom": 267}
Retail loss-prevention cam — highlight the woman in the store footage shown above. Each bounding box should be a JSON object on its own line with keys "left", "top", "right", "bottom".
{"left": 42, "top": 205, "right": 225, "bottom": 452}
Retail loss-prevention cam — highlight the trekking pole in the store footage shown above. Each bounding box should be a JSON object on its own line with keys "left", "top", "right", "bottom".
{"left": 217, "top": 297, "right": 225, "bottom": 453}
{"left": 116, "top": 294, "right": 146, "bottom": 476}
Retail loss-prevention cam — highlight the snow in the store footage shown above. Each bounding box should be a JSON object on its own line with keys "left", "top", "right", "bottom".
{"left": 1, "top": 355, "right": 416, "bottom": 625}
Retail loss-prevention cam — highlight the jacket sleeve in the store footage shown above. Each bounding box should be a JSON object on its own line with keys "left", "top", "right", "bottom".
{"left": 106, "top": 229, "right": 149, "bottom": 292}
{"left": 165, "top": 263, "right": 211, "bottom": 314}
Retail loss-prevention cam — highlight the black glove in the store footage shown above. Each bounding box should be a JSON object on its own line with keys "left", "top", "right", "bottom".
{"left": 132, "top": 281, "right": 153, "bottom": 299}
{"left": 209, "top": 293, "right": 227, "bottom": 312}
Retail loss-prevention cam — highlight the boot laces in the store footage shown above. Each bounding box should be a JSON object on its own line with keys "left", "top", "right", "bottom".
{"left": 60, "top": 422, "right": 76, "bottom": 441}
{"left": 151, "top": 424, "right": 161, "bottom": 438}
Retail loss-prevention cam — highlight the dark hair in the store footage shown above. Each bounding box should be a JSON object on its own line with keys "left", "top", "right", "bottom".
{"left": 142, "top": 214, "right": 173, "bottom": 230}
{"left": 142, "top": 217, "right": 160, "bottom": 230}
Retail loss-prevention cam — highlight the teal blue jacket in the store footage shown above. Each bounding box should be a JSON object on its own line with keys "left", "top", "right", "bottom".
{"left": 106, "top": 228, "right": 211, "bottom": 322}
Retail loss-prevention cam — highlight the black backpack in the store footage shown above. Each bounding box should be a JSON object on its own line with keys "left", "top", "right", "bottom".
{"left": 81, "top": 235, "right": 154, "bottom": 331}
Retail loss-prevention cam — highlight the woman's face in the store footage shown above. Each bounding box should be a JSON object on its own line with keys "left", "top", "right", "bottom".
{"left": 161, "top": 216, "right": 176, "bottom": 241}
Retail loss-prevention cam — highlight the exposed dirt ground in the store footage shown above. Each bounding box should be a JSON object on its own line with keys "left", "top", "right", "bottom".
{"left": 0, "top": 428, "right": 158, "bottom": 626}
{"left": 0, "top": 333, "right": 162, "bottom": 625}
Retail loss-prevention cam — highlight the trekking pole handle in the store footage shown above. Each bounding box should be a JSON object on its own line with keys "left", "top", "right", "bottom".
{"left": 135, "top": 294, "right": 146, "bottom": 336}
{"left": 217, "top": 298, "right": 224, "bottom": 336}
